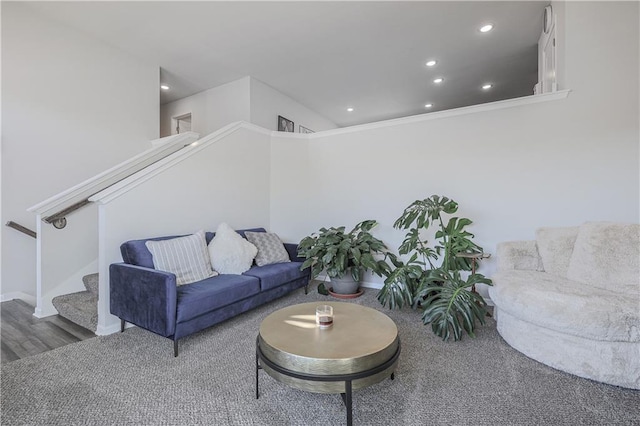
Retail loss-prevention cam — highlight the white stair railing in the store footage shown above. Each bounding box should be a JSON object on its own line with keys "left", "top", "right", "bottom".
{"left": 27, "top": 132, "right": 200, "bottom": 319}
{"left": 28, "top": 132, "right": 200, "bottom": 226}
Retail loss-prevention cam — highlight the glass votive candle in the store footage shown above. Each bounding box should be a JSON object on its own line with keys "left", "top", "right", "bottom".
{"left": 316, "top": 305, "right": 333, "bottom": 329}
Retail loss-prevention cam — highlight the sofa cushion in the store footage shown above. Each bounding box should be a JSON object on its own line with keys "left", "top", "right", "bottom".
{"left": 208, "top": 223, "right": 258, "bottom": 274}
{"left": 496, "top": 240, "right": 543, "bottom": 271}
{"left": 121, "top": 235, "right": 183, "bottom": 268}
{"left": 245, "top": 231, "right": 291, "bottom": 266}
{"left": 535, "top": 226, "right": 579, "bottom": 277}
{"left": 236, "top": 228, "right": 267, "bottom": 238}
{"left": 243, "top": 262, "right": 307, "bottom": 291}
{"left": 206, "top": 228, "right": 267, "bottom": 242}
{"left": 490, "top": 270, "right": 640, "bottom": 342}
{"left": 566, "top": 222, "right": 640, "bottom": 293}
{"left": 121, "top": 230, "right": 260, "bottom": 268}
{"left": 146, "top": 231, "right": 217, "bottom": 286}
{"left": 176, "top": 274, "right": 260, "bottom": 322}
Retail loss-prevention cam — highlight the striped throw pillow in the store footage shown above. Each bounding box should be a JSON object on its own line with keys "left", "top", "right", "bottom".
{"left": 245, "top": 231, "right": 291, "bottom": 267}
{"left": 146, "top": 230, "right": 217, "bottom": 285}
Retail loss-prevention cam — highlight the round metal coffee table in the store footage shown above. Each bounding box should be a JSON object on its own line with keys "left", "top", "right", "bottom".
{"left": 255, "top": 302, "right": 400, "bottom": 426}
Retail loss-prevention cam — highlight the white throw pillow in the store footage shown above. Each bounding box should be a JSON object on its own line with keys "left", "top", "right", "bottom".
{"left": 208, "top": 223, "right": 258, "bottom": 274}
{"left": 245, "top": 231, "right": 291, "bottom": 267}
{"left": 146, "top": 230, "right": 217, "bottom": 286}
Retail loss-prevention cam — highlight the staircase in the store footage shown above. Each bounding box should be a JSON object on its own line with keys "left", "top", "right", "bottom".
{"left": 27, "top": 132, "right": 200, "bottom": 323}
{"left": 51, "top": 274, "right": 98, "bottom": 333}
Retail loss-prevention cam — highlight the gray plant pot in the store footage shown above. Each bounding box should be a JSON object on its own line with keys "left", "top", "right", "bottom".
{"left": 330, "top": 270, "right": 360, "bottom": 294}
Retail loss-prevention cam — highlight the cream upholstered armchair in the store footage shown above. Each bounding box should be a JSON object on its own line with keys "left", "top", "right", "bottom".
{"left": 489, "top": 222, "right": 640, "bottom": 389}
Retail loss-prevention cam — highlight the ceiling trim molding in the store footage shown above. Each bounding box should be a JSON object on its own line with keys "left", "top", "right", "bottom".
{"left": 307, "top": 90, "right": 571, "bottom": 138}
{"left": 268, "top": 130, "right": 310, "bottom": 139}
{"left": 239, "top": 121, "right": 272, "bottom": 136}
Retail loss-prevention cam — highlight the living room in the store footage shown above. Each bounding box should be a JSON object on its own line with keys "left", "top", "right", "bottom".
{"left": 2, "top": 1, "right": 638, "bottom": 424}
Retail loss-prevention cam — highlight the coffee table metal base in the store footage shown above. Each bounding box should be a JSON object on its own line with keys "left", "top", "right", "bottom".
{"left": 255, "top": 336, "right": 400, "bottom": 426}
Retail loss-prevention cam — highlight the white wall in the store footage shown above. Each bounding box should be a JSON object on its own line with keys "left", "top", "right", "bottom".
{"left": 269, "top": 132, "right": 311, "bottom": 246}
{"left": 270, "top": 2, "right": 639, "bottom": 297}
{"left": 5, "top": 0, "right": 636, "bottom": 315}
{"left": 1, "top": 3, "right": 159, "bottom": 300}
{"left": 95, "top": 125, "right": 271, "bottom": 333}
{"left": 160, "top": 76, "right": 336, "bottom": 138}
{"left": 159, "top": 77, "right": 250, "bottom": 137}
{"left": 249, "top": 77, "right": 337, "bottom": 133}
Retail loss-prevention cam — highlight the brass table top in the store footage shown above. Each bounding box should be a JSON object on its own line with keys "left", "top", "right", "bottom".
{"left": 259, "top": 301, "right": 397, "bottom": 361}
{"left": 258, "top": 302, "right": 399, "bottom": 393}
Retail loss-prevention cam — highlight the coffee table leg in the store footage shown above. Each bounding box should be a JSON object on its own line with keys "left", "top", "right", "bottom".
{"left": 341, "top": 380, "right": 352, "bottom": 426}
{"left": 255, "top": 345, "right": 260, "bottom": 399}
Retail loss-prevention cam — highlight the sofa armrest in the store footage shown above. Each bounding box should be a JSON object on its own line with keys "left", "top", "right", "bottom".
{"left": 497, "top": 240, "right": 543, "bottom": 272}
{"left": 284, "top": 242, "right": 305, "bottom": 262}
{"left": 109, "top": 263, "right": 177, "bottom": 337}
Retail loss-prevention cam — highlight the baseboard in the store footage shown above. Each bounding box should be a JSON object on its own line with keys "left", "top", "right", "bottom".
{"left": 360, "top": 280, "right": 382, "bottom": 290}
{"left": 96, "top": 322, "right": 123, "bottom": 336}
{"left": 33, "top": 304, "right": 58, "bottom": 319}
{"left": 1, "top": 292, "right": 36, "bottom": 306}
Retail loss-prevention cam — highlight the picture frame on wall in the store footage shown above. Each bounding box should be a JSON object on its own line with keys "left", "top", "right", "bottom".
{"left": 299, "top": 125, "right": 314, "bottom": 134}
{"left": 278, "top": 115, "right": 294, "bottom": 132}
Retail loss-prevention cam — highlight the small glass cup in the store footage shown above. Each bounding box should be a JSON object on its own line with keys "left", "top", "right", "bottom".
{"left": 316, "top": 305, "right": 333, "bottom": 329}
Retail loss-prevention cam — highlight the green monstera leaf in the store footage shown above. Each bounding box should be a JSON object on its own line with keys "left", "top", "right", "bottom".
{"left": 414, "top": 269, "right": 492, "bottom": 341}
{"left": 377, "top": 253, "right": 425, "bottom": 309}
{"left": 377, "top": 194, "right": 493, "bottom": 343}
{"left": 436, "top": 217, "right": 483, "bottom": 271}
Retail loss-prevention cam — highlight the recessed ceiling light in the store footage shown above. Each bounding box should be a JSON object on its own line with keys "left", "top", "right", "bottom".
{"left": 347, "top": 107, "right": 354, "bottom": 112}
{"left": 424, "top": 103, "right": 433, "bottom": 108}
{"left": 426, "top": 60, "right": 437, "bottom": 67}
{"left": 479, "top": 24, "right": 494, "bottom": 33}
{"left": 160, "top": 85, "right": 170, "bottom": 90}
{"left": 482, "top": 83, "right": 493, "bottom": 90}
{"left": 433, "top": 78, "right": 444, "bottom": 84}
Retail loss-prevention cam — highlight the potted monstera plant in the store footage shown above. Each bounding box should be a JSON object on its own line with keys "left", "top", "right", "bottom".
{"left": 298, "top": 220, "right": 393, "bottom": 295}
{"left": 377, "top": 195, "right": 492, "bottom": 341}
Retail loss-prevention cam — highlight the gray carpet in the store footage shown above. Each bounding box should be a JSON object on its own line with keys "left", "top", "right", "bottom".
{"left": 2, "top": 287, "right": 638, "bottom": 425}
{"left": 51, "top": 274, "right": 100, "bottom": 333}
{"left": 51, "top": 290, "right": 97, "bottom": 332}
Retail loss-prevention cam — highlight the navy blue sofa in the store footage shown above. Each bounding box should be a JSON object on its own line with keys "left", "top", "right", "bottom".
{"left": 109, "top": 228, "right": 310, "bottom": 356}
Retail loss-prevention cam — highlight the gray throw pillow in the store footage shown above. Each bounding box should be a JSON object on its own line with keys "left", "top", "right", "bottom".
{"left": 146, "top": 230, "right": 217, "bottom": 285}
{"left": 245, "top": 231, "right": 291, "bottom": 267}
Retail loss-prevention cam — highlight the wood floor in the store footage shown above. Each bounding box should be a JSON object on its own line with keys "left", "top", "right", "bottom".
{"left": 1, "top": 299, "right": 96, "bottom": 364}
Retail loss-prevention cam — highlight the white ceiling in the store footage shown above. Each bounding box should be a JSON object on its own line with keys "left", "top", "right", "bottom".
{"left": 25, "top": 1, "right": 547, "bottom": 127}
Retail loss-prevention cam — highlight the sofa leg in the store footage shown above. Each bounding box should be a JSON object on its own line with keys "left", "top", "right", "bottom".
{"left": 174, "top": 340, "right": 179, "bottom": 357}
{"left": 120, "top": 319, "right": 125, "bottom": 333}
{"left": 305, "top": 282, "right": 309, "bottom": 295}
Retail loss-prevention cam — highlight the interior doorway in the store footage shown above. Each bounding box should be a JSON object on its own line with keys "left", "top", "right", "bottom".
{"left": 173, "top": 113, "right": 192, "bottom": 134}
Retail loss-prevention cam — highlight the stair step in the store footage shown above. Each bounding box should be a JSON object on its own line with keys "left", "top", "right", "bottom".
{"left": 51, "top": 291, "right": 97, "bottom": 333}
{"left": 82, "top": 273, "right": 99, "bottom": 297}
